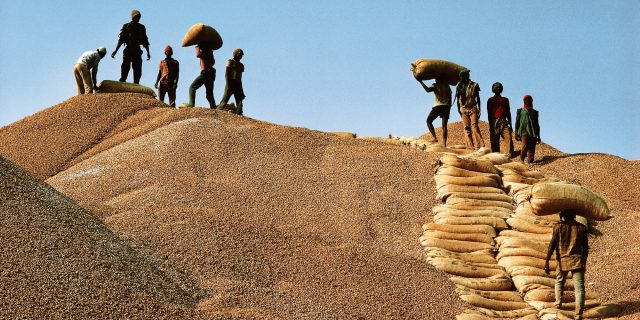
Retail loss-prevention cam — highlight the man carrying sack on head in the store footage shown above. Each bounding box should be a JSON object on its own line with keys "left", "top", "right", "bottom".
{"left": 545, "top": 210, "right": 589, "bottom": 320}
{"left": 454, "top": 69, "right": 485, "bottom": 149}
{"left": 112, "top": 9, "right": 151, "bottom": 84}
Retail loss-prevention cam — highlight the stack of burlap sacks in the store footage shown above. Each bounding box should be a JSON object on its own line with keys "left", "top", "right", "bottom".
{"left": 420, "top": 151, "right": 540, "bottom": 320}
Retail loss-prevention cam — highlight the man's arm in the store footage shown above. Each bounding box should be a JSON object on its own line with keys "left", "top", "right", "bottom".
{"left": 154, "top": 63, "right": 162, "bottom": 89}
{"left": 454, "top": 87, "right": 461, "bottom": 115}
{"left": 534, "top": 110, "right": 541, "bottom": 142}
{"left": 545, "top": 226, "right": 559, "bottom": 274}
{"left": 506, "top": 99, "right": 513, "bottom": 131}
{"left": 112, "top": 24, "right": 125, "bottom": 59}
{"left": 486, "top": 98, "right": 494, "bottom": 128}
{"left": 514, "top": 109, "right": 521, "bottom": 140}
{"left": 175, "top": 61, "right": 179, "bottom": 88}
{"left": 144, "top": 45, "right": 151, "bottom": 61}
{"left": 475, "top": 89, "right": 481, "bottom": 118}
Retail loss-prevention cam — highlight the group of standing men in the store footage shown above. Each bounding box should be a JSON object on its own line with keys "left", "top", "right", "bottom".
{"left": 73, "top": 10, "right": 246, "bottom": 115}
{"left": 417, "top": 70, "right": 541, "bottom": 163}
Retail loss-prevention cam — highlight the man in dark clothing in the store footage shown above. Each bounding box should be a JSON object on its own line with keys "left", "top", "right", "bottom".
{"left": 218, "top": 48, "right": 246, "bottom": 115}
{"left": 154, "top": 45, "right": 179, "bottom": 108}
{"left": 111, "top": 9, "right": 151, "bottom": 84}
{"left": 188, "top": 45, "right": 215, "bottom": 108}
{"left": 545, "top": 210, "right": 589, "bottom": 320}
{"left": 487, "top": 82, "right": 513, "bottom": 156}
{"left": 515, "top": 95, "right": 540, "bottom": 163}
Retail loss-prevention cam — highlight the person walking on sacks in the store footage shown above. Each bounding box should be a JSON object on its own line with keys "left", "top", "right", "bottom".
{"left": 154, "top": 45, "right": 179, "bottom": 108}
{"left": 515, "top": 94, "right": 541, "bottom": 163}
{"left": 416, "top": 77, "right": 452, "bottom": 146}
{"left": 454, "top": 69, "right": 485, "bottom": 149}
{"left": 218, "top": 48, "right": 246, "bottom": 115}
{"left": 111, "top": 9, "right": 151, "bottom": 84}
{"left": 487, "top": 82, "right": 514, "bottom": 156}
{"left": 74, "top": 47, "right": 107, "bottom": 95}
{"left": 544, "top": 210, "right": 589, "bottom": 320}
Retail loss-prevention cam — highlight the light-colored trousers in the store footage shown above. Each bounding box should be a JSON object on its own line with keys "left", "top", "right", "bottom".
{"left": 461, "top": 107, "right": 485, "bottom": 149}
{"left": 555, "top": 267, "right": 585, "bottom": 317}
{"left": 73, "top": 64, "right": 92, "bottom": 95}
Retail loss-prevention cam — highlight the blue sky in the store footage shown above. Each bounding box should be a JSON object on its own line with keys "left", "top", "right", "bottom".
{"left": 1, "top": 1, "right": 638, "bottom": 159}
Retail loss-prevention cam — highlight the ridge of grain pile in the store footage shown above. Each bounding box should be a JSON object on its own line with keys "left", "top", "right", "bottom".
{"left": 420, "top": 151, "right": 536, "bottom": 319}
{"left": 494, "top": 163, "right": 621, "bottom": 319}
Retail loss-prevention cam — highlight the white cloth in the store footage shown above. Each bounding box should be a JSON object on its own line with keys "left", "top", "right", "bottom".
{"left": 430, "top": 82, "right": 451, "bottom": 107}
{"left": 76, "top": 51, "right": 101, "bottom": 71}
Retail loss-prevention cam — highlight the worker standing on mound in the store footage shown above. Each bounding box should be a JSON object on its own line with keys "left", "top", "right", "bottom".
{"left": 544, "top": 210, "right": 588, "bottom": 320}
{"left": 187, "top": 44, "right": 216, "bottom": 108}
{"left": 73, "top": 47, "right": 107, "bottom": 95}
{"left": 154, "top": 45, "right": 179, "bottom": 108}
{"left": 454, "top": 70, "right": 485, "bottom": 149}
{"left": 487, "top": 82, "right": 513, "bottom": 156}
{"left": 111, "top": 10, "right": 151, "bottom": 84}
{"left": 416, "top": 77, "right": 452, "bottom": 146}
{"left": 515, "top": 94, "right": 541, "bottom": 163}
{"left": 218, "top": 49, "right": 246, "bottom": 115}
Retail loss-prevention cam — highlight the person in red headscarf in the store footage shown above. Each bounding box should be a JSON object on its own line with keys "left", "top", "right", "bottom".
{"left": 154, "top": 45, "right": 179, "bottom": 108}
{"left": 515, "top": 95, "right": 541, "bottom": 163}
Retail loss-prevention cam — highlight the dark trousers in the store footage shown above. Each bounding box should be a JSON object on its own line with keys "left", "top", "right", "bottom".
{"left": 120, "top": 54, "right": 143, "bottom": 84}
{"left": 520, "top": 134, "right": 537, "bottom": 163}
{"left": 189, "top": 71, "right": 215, "bottom": 108}
{"left": 158, "top": 82, "right": 176, "bottom": 108}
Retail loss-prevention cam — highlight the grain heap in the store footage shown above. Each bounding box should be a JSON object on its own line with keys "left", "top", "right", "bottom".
{"left": 0, "top": 156, "right": 199, "bottom": 319}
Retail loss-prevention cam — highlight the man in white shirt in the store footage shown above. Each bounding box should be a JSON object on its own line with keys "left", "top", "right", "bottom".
{"left": 74, "top": 47, "right": 107, "bottom": 95}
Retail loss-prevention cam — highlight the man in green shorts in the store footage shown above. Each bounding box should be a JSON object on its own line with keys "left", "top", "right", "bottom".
{"left": 416, "top": 77, "right": 452, "bottom": 146}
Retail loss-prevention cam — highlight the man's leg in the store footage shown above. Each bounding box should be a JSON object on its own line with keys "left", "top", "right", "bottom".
{"left": 520, "top": 134, "right": 529, "bottom": 162}
{"left": 441, "top": 117, "right": 449, "bottom": 147}
{"left": 158, "top": 83, "right": 167, "bottom": 104}
{"left": 426, "top": 107, "right": 439, "bottom": 142}
{"left": 470, "top": 109, "right": 485, "bottom": 148}
{"left": 204, "top": 72, "right": 215, "bottom": 109}
{"left": 218, "top": 84, "right": 231, "bottom": 108}
{"left": 168, "top": 85, "right": 177, "bottom": 108}
{"left": 79, "top": 65, "right": 93, "bottom": 94}
{"left": 572, "top": 268, "right": 585, "bottom": 320}
{"left": 489, "top": 120, "right": 499, "bottom": 152}
{"left": 501, "top": 125, "right": 513, "bottom": 156}
{"left": 235, "top": 94, "right": 244, "bottom": 115}
{"left": 120, "top": 56, "right": 131, "bottom": 82}
{"left": 555, "top": 268, "right": 568, "bottom": 308}
{"left": 132, "top": 55, "right": 142, "bottom": 84}
{"left": 528, "top": 138, "right": 537, "bottom": 163}
{"left": 461, "top": 110, "right": 474, "bottom": 148}
{"left": 74, "top": 65, "right": 85, "bottom": 95}
{"left": 189, "top": 74, "right": 205, "bottom": 106}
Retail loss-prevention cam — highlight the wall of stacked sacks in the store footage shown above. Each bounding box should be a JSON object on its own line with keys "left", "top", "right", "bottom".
{"left": 357, "top": 136, "right": 620, "bottom": 320}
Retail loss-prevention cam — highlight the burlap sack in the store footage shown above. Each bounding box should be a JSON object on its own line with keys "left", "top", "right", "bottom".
{"left": 423, "top": 230, "right": 495, "bottom": 245}
{"left": 464, "top": 306, "right": 537, "bottom": 318}
{"left": 411, "top": 58, "right": 467, "bottom": 85}
{"left": 420, "top": 237, "right": 494, "bottom": 253}
{"left": 446, "top": 197, "right": 516, "bottom": 211}
{"left": 97, "top": 80, "right": 156, "bottom": 97}
{"left": 434, "top": 209, "right": 511, "bottom": 221}
{"left": 512, "top": 275, "right": 571, "bottom": 293}
{"left": 496, "top": 247, "right": 549, "bottom": 261}
{"left": 422, "top": 223, "right": 497, "bottom": 237}
{"left": 529, "top": 182, "right": 612, "bottom": 221}
{"left": 182, "top": 24, "right": 223, "bottom": 49}
{"left": 424, "top": 248, "right": 497, "bottom": 264}
{"left": 455, "top": 285, "right": 524, "bottom": 302}
{"left": 496, "top": 162, "right": 544, "bottom": 178}
{"left": 538, "top": 304, "right": 622, "bottom": 319}
{"left": 436, "top": 165, "right": 501, "bottom": 178}
{"left": 498, "top": 230, "right": 552, "bottom": 243}
{"left": 527, "top": 300, "right": 600, "bottom": 312}
{"left": 506, "top": 217, "right": 553, "bottom": 234}
{"left": 437, "top": 184, "right": 506, "bottom": 201}
{"left": 437, "top": 204, "right": 513, "bottom": 215}
{"left": 449, "top": 276, "right": 514, "bottom": 291}
{"left": 505, "top": 182, "right": 532, "bottom": 196}
{"left": 496, "top": 238, "right": 547, "bottom": 254}
{"left": 460, "top": 293, "right": 531, "bottom": 311}
{"left": 427, "top": 257, "right": 507, "bottom": 278}
{"left": 524, "top": 288, "right": 599, "bottom": 303}
{"left": 439, "top": 154, "right": 500, "bottom": 174}
{"left": 436, "top": 216, "right": 509, "bottom": 229}
{"left": 498, "top": 256, "right": 556, "bottom": 271}
{"left": 478, "top": 153, "right": 511, "bottom": 165}
{"left": 435, "top": 175, "right": 501, "bottom": 188}
{"left": 508, "top": 266, "right": 556, "bottom": 278}
{"left": 445, "top": 192, "right": 515, "bottom": 204}
{"left": 330, "top": 132, "right": 356, "bottom": 139}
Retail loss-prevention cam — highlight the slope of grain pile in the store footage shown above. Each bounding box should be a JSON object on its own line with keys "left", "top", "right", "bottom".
{"left": 0, "top": 156, "right": 199, "bottom": 319}
{"left": 0, "top": 95, "right": 463, "bottom": 318}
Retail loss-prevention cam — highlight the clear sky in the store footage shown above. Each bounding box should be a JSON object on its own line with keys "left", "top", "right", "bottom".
{"left": 1, "top": 1, "right": 638, "bottom": 159}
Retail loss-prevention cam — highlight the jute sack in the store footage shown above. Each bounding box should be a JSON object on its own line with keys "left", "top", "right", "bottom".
{"left": 427, "top": 257, "right": 507, "bottom": 278}
{"left": 449, "top": 276, "right": 514, "bottom": 291}
{"left": 424, "top": 248, "right": 497, "bottom": 264}
{"left": 496, "top": 247, "right": 549, "bottom": 261}
{"left": 459, "top": 293, "right": 531, "bottom": 311}
{"left": 524, "top": 288, "right": 599, "bottom": 303}
{"left": 508, "top": 266, "right": 556, "bottom": 278}
{"left": 436, "top": 216, "right": 509, "bottom": 229}
{"left": 502, "top": 169, "right": 546, "bottom": 185}
{"left": 538, "top": 304, "right": 622, "bottom": 319}
{"left": 437, "top": 204, "right": 513, "bottom": 215}
{"left": 182, "top": 24, "right": 223, "bottom": 49}
{"left": 495, "top": 237, "right": 548, "bottom": 252}
{"left": 422, "top": 230, "right": 495, "bottom": 245}
{"left": 436, "top": 165, "right": 501, "bottom": 178}
{"left": 435, "top": 175, "right": 501, "bottom": 188}
{"left": 498, "top": 230, "right": 552, "bottom": 243}
{"left": 434, "top": 209, "right": 511, "bottom": 221}
{"left": 513, "top": 187, "right": 532, "bottom": 205}
{"left": 479, "top": 152, "right": 511, "bottom": 165}
{"left": 426, "top": 256, "right": 504, "bottom": 271}
{"left": 467, "top": 147, "right": 491, "bottom": 157}
{"left": 498, "top": 256, "right": 556, "bottom": 271}
{"left": 464, "top": 307, "right": 537, "bottom": 318}
{"left": 455, "top": 313, "right": 489, "bottom": 320}
{"left": 506, "top": 217, "right": 553, "bottom": 234}
{"left": 330, "top": 132, "right": 356, "bottom": 139}
{"left": 529, "top": 182, "right": 612, "bottom": 221}
{"left": 512, "top": 275, "right": 572, "bottom": 293}
{"left": 527, "top": 300, "right": 600, "bottom": 312}
{"left": 97, "top": 80, "right": 156, "bottom": 97}
{"left": 445, "top": 192, "right": 515, "bottom": 204}
{"left": 455, "top": 285, "right": 524, "bottom": 302}
{"left": 439, "top": 154, "right": 500, "bottom": 174}
{"left": 497, "top": 162, "right": 545, "bottom": 179}
{"left": 509, "top": 214, "right": 557, "bottom": 227}
{"left": 411, "top": 58, "right": 467, "bottom": 86}
{"left": 446, "top": 197, "right": 515, "bottom": 210}
{"left": 420, "top": 238, "right": 494, "bottom": 253}
{"left": 422, "top": 223, "right": 497, "bottom": 237}
{"left": 505, "top": 182, "right": 532, "bottom": 196}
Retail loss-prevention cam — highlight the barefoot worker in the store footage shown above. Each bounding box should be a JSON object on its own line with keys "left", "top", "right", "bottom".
{"left": 515, "top": 94, "right": 541, "bottom": 163}
{"left": 73, "top": 47, "right": 107, "bottom": 95}
{"left": 487, "top": 82, "right": 513, "bottom": 156}
{"left": 454, "top": 69, "right": 485, "bottom": 149}
{"left": 218, "top": 48, "right": 246, "bottom": 115}
{"left": 112, "top": 9, "right": 151, "bottom": 84}
{"left": 154, "top": 45, "right": 179, "bottom": 108}
{"left": 416, "top": 77, "right": 452, "bottom": 146}
{"left": 544, "top": 210, "right": 588, "bottom": 320}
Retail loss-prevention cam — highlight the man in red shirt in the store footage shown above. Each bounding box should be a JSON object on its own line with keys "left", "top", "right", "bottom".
{"left": 486, "top": 82, "right": 513, "bottom": 156}
{"left": 154, "top": 45, "right": 179, "bottom": 108}
{"left": 187, "top": 45, "right": 215, "bottom": 108}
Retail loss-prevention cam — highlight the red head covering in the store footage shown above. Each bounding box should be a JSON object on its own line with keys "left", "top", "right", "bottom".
{"left": 523, "top": 95, "right": 533, "bottom": 109}
{"left": 164, "top": 45, "right": 173, "bottom": 54}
